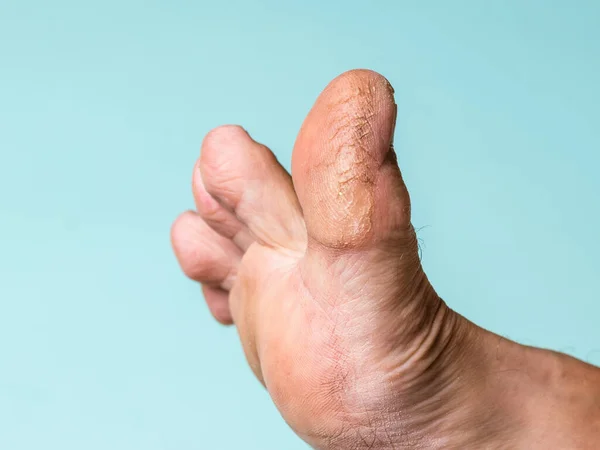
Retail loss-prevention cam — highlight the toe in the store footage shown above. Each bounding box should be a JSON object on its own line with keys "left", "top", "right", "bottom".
{"left": 199, "top": 125, "right": 306, "bottom": 253}
{"left": 289, "top": 69, "right": 442, "bottom": 364}
{"left": 291, "top": 69, "right": 412, "bottom": 251}
{"left": 171, "top": 210, "right": 242, "bottom": 291}
{"left": 192, "top": 162, "right": 255, "bottom": 251}
{"left": 202, "top": 285, "right": 233, "bottom": 325}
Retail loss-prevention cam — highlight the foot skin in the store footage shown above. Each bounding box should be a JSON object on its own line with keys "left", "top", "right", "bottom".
{"left": 172, "top": 70, "right": 600, "bottom": 449}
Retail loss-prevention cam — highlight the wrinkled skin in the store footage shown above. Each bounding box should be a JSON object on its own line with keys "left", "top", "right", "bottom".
{"left": 172, "top": 70, "right": 600, "bottom": 449}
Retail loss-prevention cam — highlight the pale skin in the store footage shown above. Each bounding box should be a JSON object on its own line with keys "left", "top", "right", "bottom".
{"left": 171, "top": 70, "right": 600, "bottom": 449}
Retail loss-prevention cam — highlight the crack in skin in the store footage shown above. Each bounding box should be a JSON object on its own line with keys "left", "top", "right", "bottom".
{"left": 321, "top": 81, "right": 384, "bottom": 249}
{"left": 297, "top": 70, "right": 398, "bottom": 251}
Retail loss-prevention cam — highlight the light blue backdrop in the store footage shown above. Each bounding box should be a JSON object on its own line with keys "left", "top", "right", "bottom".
{"left": 1, "top": 1, "right": 599, "bottom": 449}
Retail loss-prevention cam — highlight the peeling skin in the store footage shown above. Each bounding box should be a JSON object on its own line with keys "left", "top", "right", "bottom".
{"left": 325, "top": 81, "right": 383, "bottom": 249}
{"left": 297, "top": 70, "right": 397, "bottom": 250}
{"left": 334, "top": 143, "right": 375, "bottom": 248}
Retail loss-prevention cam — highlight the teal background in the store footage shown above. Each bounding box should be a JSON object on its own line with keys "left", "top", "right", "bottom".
{"left": 1, "top": 1, "right": 599, "bottom": 448}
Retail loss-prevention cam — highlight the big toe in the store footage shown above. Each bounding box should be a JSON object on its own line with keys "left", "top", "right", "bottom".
{"left": 292, "top": 69, "right": 413, "bottom": 252}
{"left": 291, "top": 70, "right": 441, "bottom": 364}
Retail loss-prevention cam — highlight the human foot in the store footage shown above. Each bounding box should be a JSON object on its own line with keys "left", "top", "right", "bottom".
{"left": 172, "top": 70, "right": 600, "bottom": 449}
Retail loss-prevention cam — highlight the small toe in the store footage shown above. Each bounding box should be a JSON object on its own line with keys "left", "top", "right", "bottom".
{"left": 193, "top": 162, "right": 255, "bottom": 251}
{"left": 171, "top": 210, "right": 242, "bottom": 291}
{"left": 202, "top": 285, "right": 233, "bottom": 325}
{"left": 199, "top": 125, "right": 306, "bottom": 253}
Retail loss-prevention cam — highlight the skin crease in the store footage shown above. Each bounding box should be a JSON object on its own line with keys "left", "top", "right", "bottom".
{"left": 171, "top": 70, "right": 600, "bottom": 449}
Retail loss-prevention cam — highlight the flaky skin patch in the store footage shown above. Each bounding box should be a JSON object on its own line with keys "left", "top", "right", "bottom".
{"left": 293, "top": 70, "right": 397, "bottom": 249}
